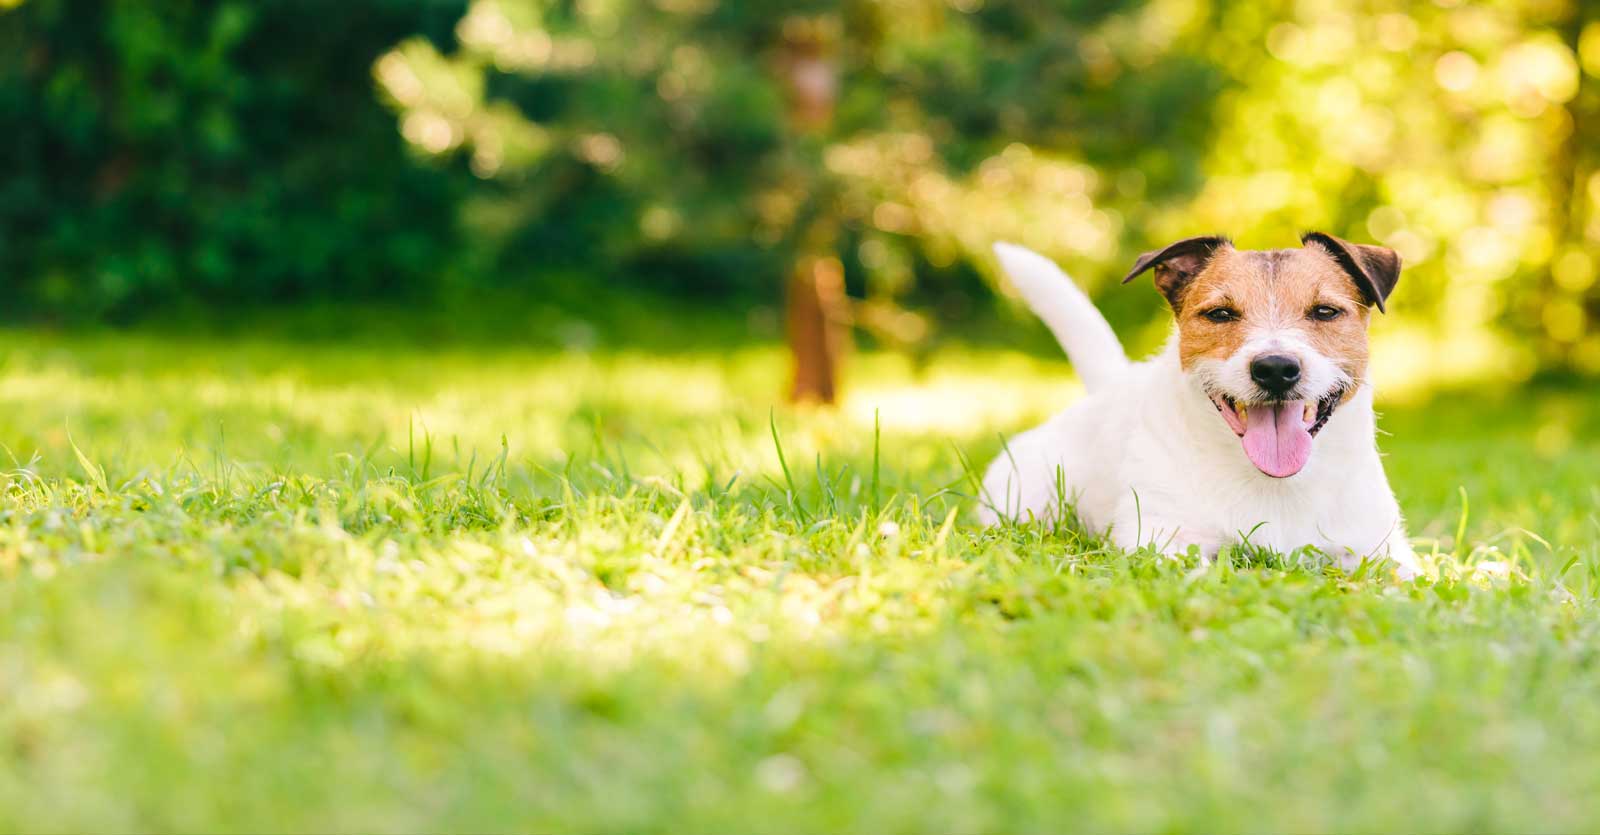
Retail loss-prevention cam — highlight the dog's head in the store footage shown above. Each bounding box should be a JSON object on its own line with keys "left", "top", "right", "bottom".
{"left": 1123, "top": 232, "right": 1399, "bottom": 478}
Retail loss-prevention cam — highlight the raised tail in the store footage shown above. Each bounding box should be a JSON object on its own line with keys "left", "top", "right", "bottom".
{"left": 993, "top": 242, "right": 1128, "bottom": 393}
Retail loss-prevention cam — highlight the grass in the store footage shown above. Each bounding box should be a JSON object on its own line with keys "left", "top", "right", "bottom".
{"left": 1, "top": 322, "right": 1599, "bottom": 832}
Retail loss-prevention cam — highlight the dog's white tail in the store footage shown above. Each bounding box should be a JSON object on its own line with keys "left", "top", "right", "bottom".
{"left": 993, "top": 242, "right": 1128, "bottom": 393}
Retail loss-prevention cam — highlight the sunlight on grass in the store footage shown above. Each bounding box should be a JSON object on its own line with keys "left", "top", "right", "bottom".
{"left": 0, "top": 329, "right": 1599, "bottom": 830}
{"left": 842, "top": 351, "right": 1077, "bottom": 435}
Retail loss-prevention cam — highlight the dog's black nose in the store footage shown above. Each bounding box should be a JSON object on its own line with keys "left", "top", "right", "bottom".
{"left": 1250, "top": 354, "right": 1301, "bottom": 396}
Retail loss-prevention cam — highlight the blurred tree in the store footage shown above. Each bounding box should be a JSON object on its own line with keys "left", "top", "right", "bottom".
{"left": 1164, "top": 0, "right": 1600, "bottom": 383}
{"left": 0, "top": 0, "right": 467, "bottom": 318}
{"left": 9, "top": 0, "right": 1594, "bottom": 389}
{"left": 376, "top": 0, "right": 1223, "bottom": 401}
{"left": 776, "top": 17, "right": 847, "bottom": 402}
{"left": 1551, "top": 4, "right": 1600, "bottom": 375}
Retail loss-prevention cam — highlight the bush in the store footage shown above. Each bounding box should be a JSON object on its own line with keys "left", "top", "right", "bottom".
{"left": 0, "top": 0, "right": 468, "bottom": 319}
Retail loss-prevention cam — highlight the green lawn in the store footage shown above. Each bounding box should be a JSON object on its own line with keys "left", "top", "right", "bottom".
{"left": 2, "top": 325, "right": 1599, "bottom": 832}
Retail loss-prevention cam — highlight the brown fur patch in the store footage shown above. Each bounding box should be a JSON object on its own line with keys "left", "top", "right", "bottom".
{"left": 1174, "top": 246, "right": 1372, "bottom": 388}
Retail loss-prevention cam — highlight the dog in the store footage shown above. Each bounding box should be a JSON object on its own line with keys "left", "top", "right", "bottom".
{"left": 979, "top": 234, "right": 1420, "bottom": 578}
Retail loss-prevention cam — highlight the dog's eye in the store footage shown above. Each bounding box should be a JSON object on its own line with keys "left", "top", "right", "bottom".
{"left": 1309, "top": 305, "right": 1344, "bottom": 322}
{"left": 1201, "top": 307, "right": 1239, "bottom": 323}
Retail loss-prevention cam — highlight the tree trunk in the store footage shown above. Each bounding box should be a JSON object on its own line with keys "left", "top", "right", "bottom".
{"left": 779, "top": 17, "right": 842, "bottom": 404}
{"left": 786, "top": 254, "right": 848, "bottom": 404}
{"left": 1550, "top": 7, "right": 1600, "bottom": 369}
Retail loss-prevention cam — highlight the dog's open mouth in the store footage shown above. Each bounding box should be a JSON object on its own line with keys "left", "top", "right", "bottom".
{"left": 1209, "top": 392, "right": 1342, "bottom": 478}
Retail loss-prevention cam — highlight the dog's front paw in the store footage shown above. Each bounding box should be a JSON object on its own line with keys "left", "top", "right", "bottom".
{"left": 1111, "top": 518, "right": 1222, "bottom": 562}
{"left": 1166, "top": 533, "right": 1226, "bottom": 563}
{"left": 1334, "top": 536, "right": 1423, "bottom": 581}
{"left": 1378, "top": 541, "right": 1423, "bottom": 581}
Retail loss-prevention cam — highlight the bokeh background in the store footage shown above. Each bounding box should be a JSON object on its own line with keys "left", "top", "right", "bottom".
{"left": 4, "top": 0, "right": 1599, "bottom": 395}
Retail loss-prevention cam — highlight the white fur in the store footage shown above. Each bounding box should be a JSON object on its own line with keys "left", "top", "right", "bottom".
{"left": 981, "top": 244, "right": 1419, "bottom": 579}
{"left": 994, "top": 243, "right": 1129, "bottom": 391}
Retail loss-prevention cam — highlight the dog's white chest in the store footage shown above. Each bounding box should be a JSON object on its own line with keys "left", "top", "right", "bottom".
{"left": 982, "top": 348, "right": 1413, "bottom": 572}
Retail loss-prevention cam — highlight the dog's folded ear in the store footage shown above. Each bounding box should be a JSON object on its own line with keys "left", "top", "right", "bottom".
{"left": 1120, "top": 235, "right": 1229, "bottom": 307}
{"left": 1301, "top": 231, "right": 1400, "bottom": 313}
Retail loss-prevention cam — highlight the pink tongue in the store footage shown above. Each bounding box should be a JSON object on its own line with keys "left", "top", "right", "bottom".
{"left": 1240, "top": 401, "right": 1312, "bottom": 478}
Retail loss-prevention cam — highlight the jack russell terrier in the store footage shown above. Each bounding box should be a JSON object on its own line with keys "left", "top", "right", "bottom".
{"left": 979, "top": 234, "right": 1420, "bottom": 578}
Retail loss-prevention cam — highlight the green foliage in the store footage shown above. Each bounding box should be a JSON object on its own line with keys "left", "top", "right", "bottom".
{"left": 1171, "top": 0, "right": 1600, "bottom": 378}
{"left": 5, "top": 0, "right": 1600, "bottom": 376}
{"left": 0, "top": 0, "right": 467, "bottom": 318}
{"left": 2, "top": 326, "right": 1600, "bottom": 830}
{"left": 383, "top": 0, "right": 1600, "bottom": 374}
{"left": 377, "top": 0, "right": 1223, "bottom": 306}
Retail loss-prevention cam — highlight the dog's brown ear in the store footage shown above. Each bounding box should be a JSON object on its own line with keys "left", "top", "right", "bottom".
{"left": 1301, "top": 231, "right": 1400, "bottom": 313}
{"left": 1120, "top": 235, "right": 1230, "bottom": 307}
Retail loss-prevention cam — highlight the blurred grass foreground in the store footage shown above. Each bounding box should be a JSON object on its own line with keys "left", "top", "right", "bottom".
{"left": 6, "top": 0, "right": 1600, "bottom": 831}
